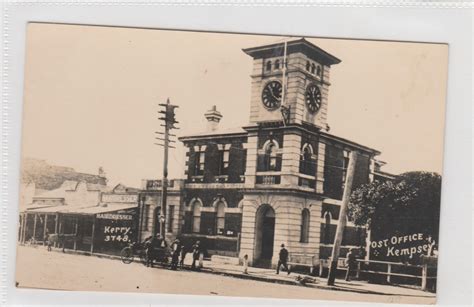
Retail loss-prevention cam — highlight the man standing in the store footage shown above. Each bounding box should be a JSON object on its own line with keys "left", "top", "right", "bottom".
{"left": 179, "top": 244, "right": 187, "bottom": 268}
{"left": 170, "top": 239, "right": 181, "bottom": 270}
{"left": 191, "top": 240, "right": 201, "bottom": 270}
{"left": 345, "top": 248, "right": 358, "bottom": 281}
{"left": 146, "top": 234, "right": 162, "bottom": 268}
{"left": 276, "top": 244, "right": 290, "bottom": 275}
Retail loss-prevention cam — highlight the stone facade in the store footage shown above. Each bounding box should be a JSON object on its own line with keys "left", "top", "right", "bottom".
{"left": 140, "top": 39, "right": 383, "bottom": 268}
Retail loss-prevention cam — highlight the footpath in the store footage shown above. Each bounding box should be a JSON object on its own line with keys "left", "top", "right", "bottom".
{"left": 186, "top": 258, "right": 434, "bottom": 298}
{"left": 50, "top": 246, "right": 434, "bottom": 299}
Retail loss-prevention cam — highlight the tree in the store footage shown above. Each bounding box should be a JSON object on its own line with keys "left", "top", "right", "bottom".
{"left": 348, "top": 172, "right": 442, "bottom": 261}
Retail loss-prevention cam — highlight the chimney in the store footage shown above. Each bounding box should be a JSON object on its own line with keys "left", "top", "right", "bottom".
{"left": 204, "top": 105, "right": 222, "bottom": 132}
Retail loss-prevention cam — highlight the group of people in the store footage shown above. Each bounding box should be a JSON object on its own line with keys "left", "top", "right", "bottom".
{"left": 143, "top": 236, "right": 362, "bottom": 283}
{"left": 275, "top": 244, "right": 362, "bottom": 282}
{"left": 170, "top": 238, "right": 204, "bottom": 270}
{"left": 143, "top": 234, "right": 203, "bottom": 270}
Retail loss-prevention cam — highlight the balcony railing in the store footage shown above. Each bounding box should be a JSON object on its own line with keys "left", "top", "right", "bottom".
{"left": 256, "top": 175, "right": 281, "bottom": 185}
{"left": 298, "top": 177, "right": 316, "bottom": 189}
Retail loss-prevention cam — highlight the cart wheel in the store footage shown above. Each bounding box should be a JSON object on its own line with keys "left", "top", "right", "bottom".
{"left": 120, "top": 247, "right": 134, "bottom": 264}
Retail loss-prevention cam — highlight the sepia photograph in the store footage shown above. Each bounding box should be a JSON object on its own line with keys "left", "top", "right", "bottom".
{"left": 15, "top": 23, "right": 448, "bottom": 305}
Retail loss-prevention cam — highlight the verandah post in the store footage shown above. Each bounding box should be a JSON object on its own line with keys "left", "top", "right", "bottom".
{"left": 32, "top": 214, "right": 38, "bottom": 242}
{"left": 43, "top": 214, "right": 48, "bottom": 245}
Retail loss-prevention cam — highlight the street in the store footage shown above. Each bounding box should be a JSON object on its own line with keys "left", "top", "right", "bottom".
{"left": 15, "top": 245, "right": 436, "bottom": 304}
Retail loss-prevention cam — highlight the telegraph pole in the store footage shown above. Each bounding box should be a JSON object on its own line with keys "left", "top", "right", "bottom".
{"left": 155, "top": 98, "right": 178, "bottom": 237}
{"left": 327, "top": 150, "right": 358, "bottom": 285}
{"left": 280, "top": 39, "right": 290, "bottom": 126}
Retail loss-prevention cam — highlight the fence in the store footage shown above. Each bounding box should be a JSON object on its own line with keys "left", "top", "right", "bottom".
{"left": 319, "top": 258, "right": 437, "bottom": 291}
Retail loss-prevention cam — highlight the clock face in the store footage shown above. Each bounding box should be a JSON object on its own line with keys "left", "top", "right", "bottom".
{"left": 261, "top": 81, "right": 282, "bottom": 110}
{"left": 305, "top": 84, "right": 322, "bottom": 114}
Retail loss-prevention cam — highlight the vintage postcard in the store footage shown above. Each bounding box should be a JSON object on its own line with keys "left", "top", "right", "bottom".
{"left": 16, "top": 23, "right": 447, "bottom": 304}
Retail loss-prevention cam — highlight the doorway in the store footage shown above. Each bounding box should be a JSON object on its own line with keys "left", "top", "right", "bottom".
{"left": 254, "top": 204, "right": 275, "bottom": 267}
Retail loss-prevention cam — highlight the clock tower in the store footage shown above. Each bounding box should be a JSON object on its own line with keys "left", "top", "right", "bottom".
{"left": 243, "top": 38, "right": 340, "bottom": 129}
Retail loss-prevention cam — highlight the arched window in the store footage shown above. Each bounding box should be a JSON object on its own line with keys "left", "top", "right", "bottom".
{"left": 266, "top": 61, "right": 272, "bottom": 71}
{"left": 306, "top": 61, "right": 311, "bottom": 71}
{"left": 299, "top": 144, "right": 315, "bottom": 175}
{"left": 216, "top": 201, "right": 226, "bottom": 235}
{"left": 266, "top": 141, "right": 278, "bottom": 171}
{"left": 300, "top": 209, "right": 310, "bottom": 243}
{"left": 192, "top": 201, "right": 201, "bottom": 233}
{"left": 316, "top": 65, "right": 321, "bottom": 76}
{"left": 275, "top": 59, "right": 280, "bottom": 70}
{"left": 311, "top": 63, "right": 316, "bottom": 74}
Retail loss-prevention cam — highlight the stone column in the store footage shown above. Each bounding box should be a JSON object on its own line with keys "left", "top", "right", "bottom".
{"left": 280, "top": 132, "right": 301, "bottom": 187}
{"left": 244, "top": 133, "right": 258, "bottom": 188}
{"left": 238, "top": 198, "right": 258, "bottom": 265}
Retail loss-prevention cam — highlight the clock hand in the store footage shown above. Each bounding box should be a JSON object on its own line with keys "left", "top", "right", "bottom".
{"left": 270, "top": 88, "right": 281, "bottom": 101}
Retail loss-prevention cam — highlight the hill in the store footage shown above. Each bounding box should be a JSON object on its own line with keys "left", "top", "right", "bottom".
{"left": 21, "top": 158, "right": 107, "bottom": 190}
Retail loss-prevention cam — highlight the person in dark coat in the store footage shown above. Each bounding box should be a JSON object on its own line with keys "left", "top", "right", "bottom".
{"left": 145, "top": 234, "right": 162, "bottom": 267}
{"left": 276, "top": 244, "right": 290, "bottom": 275}
{"left": 191, "top": 240, "right": 201, "bottom": 270}
{"left": 345, "top": 248, "right": 358, "bottom": 281}
{"left": 170, "top": 239, "right": 182, "bottom": 270}
{"left": 179, "top": 245, "right": 187, "bottom": 268}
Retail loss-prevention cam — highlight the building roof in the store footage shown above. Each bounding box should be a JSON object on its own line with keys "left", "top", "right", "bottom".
{"left": 32, "top": 180, "right": 111, "bottom": 201}
{"left": 179, "top": 123, "right": 380, "bottom": 156}
{"left": 179, "top": 127, "right": 247, "bottom": 141}
{"left": 242, "top": 38, "right": 341, "bottom": 66}
{"left": 320, "top": 131, "right": 381, "bottom": 155}
{"left": 33, "top": 188, "right": 66, "bottom": 199}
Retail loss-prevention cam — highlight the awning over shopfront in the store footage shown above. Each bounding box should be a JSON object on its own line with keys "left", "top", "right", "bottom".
{"left": 25, "top": 204, "right": 137, "bottom": 216}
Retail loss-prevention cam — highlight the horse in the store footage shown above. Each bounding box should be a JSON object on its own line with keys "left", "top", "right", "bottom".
{"left": 47, "top": 233, "right": 80, "bottom": 252}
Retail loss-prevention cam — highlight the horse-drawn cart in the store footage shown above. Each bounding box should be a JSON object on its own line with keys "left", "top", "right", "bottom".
{"left": 120, "top": 240, "right": 171, "bottom": 266}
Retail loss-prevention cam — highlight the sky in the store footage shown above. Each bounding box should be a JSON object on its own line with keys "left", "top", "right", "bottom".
{"left": 21, "top": 23, "right": 448, "bottom": 188}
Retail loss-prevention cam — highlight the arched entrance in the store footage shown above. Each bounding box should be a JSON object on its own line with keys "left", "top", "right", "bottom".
{"left": 254, "top": 204, "right": 275, "bottom": 267}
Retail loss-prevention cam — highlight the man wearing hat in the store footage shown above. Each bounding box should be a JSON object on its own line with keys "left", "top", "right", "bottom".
{"left": 345, "top": 248, "right": 358, "bottom": 281}
{"left": 170, "top": 238, "right": 182, "bottom": 270}
{"left": 276, "top": 243, "right": 290, "bottom": 275}
{"left": 191, "top": 240, "right": 201, "bottom": 270}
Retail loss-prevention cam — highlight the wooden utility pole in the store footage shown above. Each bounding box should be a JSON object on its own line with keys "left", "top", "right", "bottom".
{"left": 280, "top": 39, "right": 290, "bottom": 126}
{"left": 160, "top": 114, "right": 169, "bottom": 237}
{"left": 155, "top": 98, "right": 178, "bottom": 238}
{"left": 327, "top": 150, "right": 358, "bottom": 285}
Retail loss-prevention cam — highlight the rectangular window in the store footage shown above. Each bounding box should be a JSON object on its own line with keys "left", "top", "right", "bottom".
{"left": 200, "top": 212, "right": 216, "bottom": 235}
{"left": 224, "top": 213, "right": 242, "bottom": 237}
{"left": 341, "top": 150, "right": 350, "bottom": 190}
{"left": 218, "top": 144, "right": 231, "bottom": 175}
{"left": 194, "top": 145, "right": 206, "bottom": 176}
{"left": 167, "top": 205, "right": 174, "bottom": 233}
